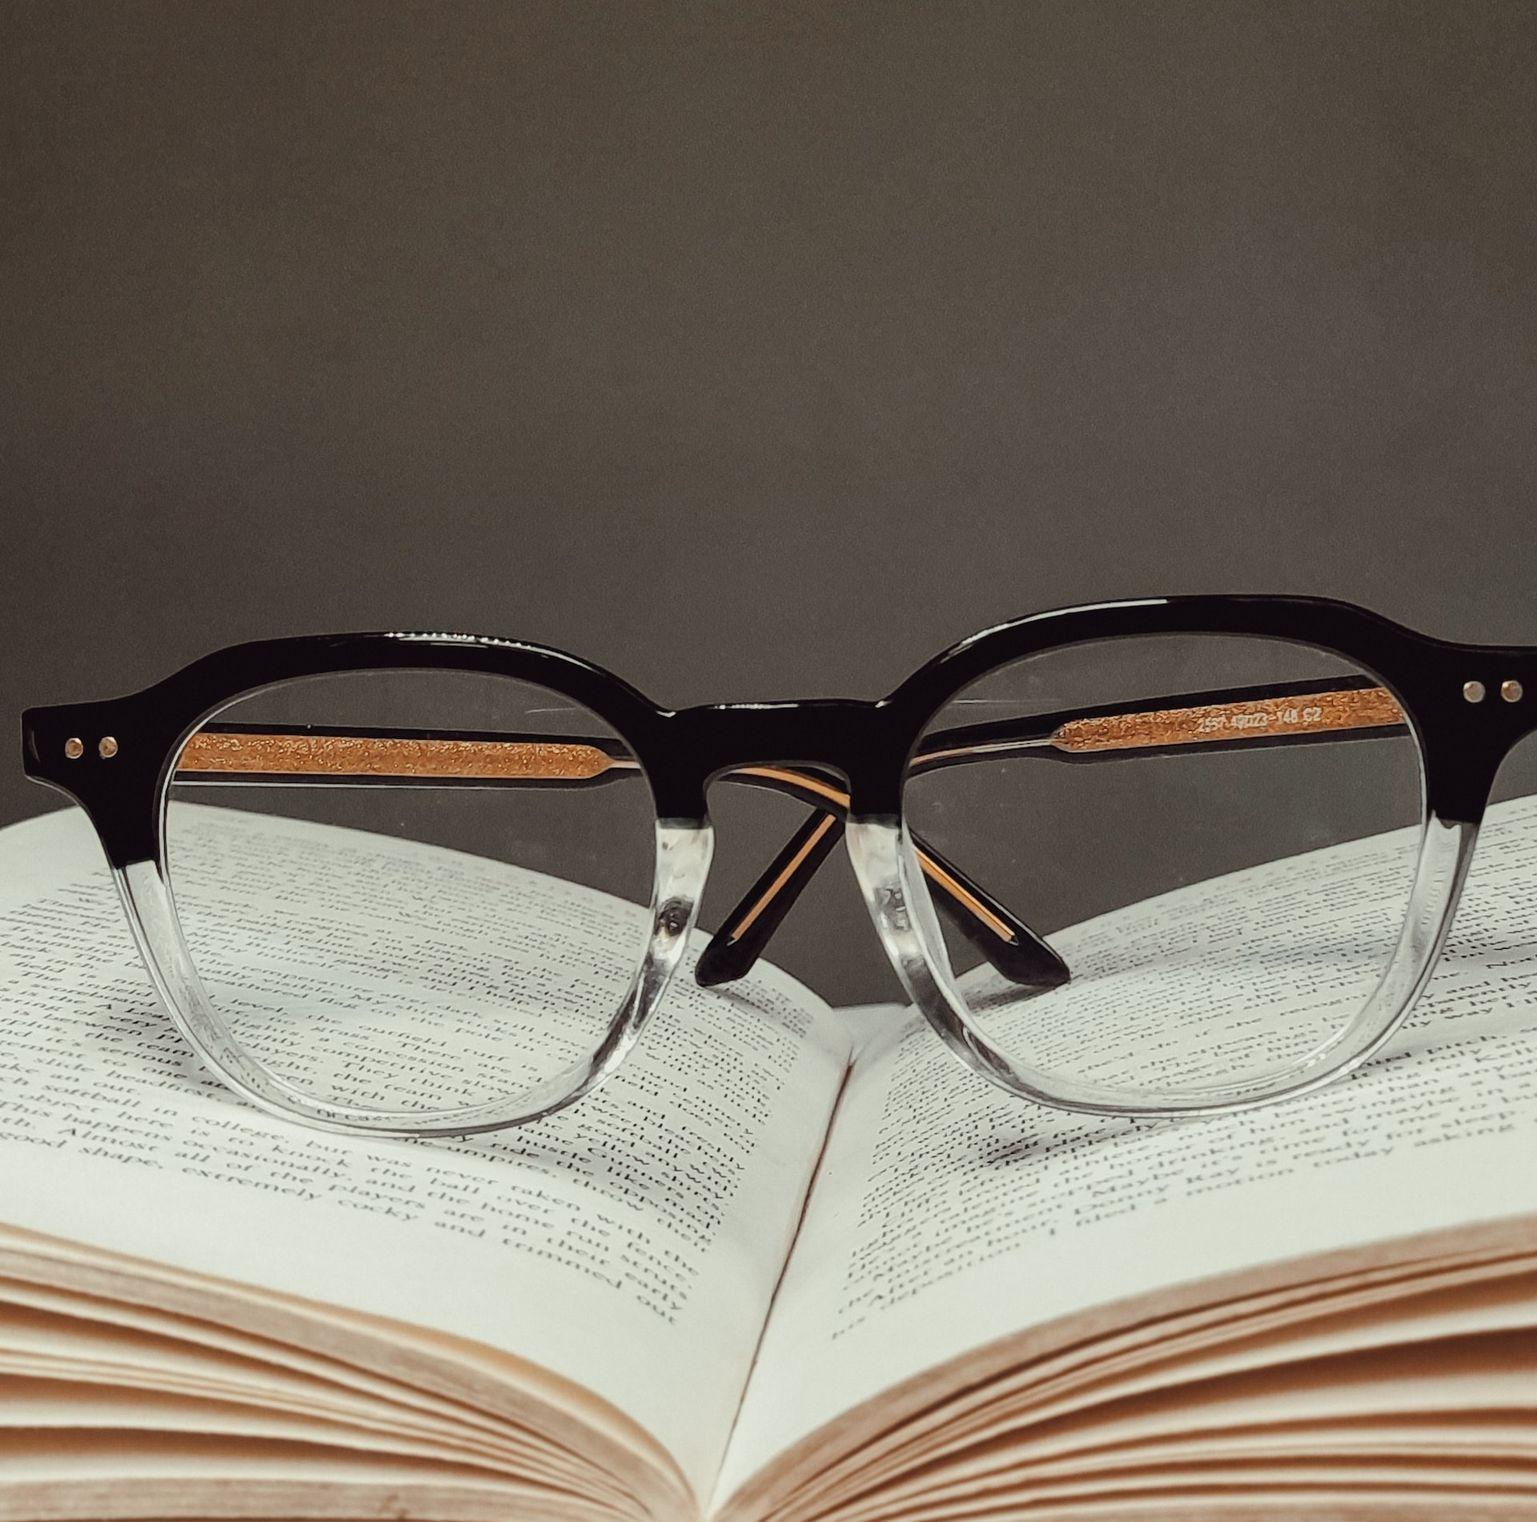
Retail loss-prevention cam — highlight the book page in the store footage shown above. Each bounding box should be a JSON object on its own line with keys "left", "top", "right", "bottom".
{"left": 0, "top": 806, "right": 851, "bottom": 1500}
{"left": 718, "top": 794, "right": 1537, "bottom": 1502}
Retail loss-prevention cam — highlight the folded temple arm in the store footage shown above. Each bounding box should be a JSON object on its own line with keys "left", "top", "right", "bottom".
{"left": 173, "top": 675, "right": 1408, "bottom": 993}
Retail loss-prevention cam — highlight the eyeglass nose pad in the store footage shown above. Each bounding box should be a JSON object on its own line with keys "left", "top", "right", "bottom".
{"left": 845, "top": 816, "right": 982, "bottom": 1062}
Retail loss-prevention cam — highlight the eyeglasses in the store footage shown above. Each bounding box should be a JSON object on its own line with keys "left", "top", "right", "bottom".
{"left": 22, "top": 596, "right": 1536, "bottom": 1137}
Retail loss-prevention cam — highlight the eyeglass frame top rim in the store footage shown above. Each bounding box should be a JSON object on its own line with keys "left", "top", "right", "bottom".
{"left": 23, "top": 593, "right": 1537, "bottom": 876}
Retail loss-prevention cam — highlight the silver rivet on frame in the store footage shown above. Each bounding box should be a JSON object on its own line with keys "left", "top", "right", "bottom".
{"left": 1463, "top": 680, "right": 1487, "bottom": 704}
{"left": 1503, "top": 679, "right": 1525, "bottom": 704}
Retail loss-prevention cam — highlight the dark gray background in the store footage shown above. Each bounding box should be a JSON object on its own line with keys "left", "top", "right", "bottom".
{"left": 5, "top": 1, "right": 1536, "bottom": 1003}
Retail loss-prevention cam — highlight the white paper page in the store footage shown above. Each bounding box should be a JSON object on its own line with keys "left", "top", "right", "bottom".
{"left": 719, "top": 795, "right": 1537, "bottom": 1500}
{"left": 0, "top": 807, "right": 851, "bottom": 1499}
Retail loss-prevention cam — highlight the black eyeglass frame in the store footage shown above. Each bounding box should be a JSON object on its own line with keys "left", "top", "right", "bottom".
{"left": 20, "top": 595, "right": 1537, "bottom": 1136}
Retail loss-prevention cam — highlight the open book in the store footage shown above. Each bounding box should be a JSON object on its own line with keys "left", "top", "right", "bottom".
{"left": 2, "top": 797, "right": 1536, "bottom": 1521}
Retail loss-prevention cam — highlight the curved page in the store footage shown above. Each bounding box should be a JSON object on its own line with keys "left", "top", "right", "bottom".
{"left": 0, "top": 806, "right": 850, "bottom": 1502}
{"left": 719, "top": 796, "right": 1537, "bottom": 1509}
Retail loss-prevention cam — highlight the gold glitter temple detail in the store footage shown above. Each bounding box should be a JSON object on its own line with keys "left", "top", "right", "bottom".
{"left": 177, "top": 731, "right": 625, "bottom": 782}
{"left": 176, "top": 684, "right": 1408, "bottom": 782}
{"left": 1050, "top": 685, "right": 1406, "bottom": 754}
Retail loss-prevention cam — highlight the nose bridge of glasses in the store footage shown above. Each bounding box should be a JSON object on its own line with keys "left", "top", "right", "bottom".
{"left": 668, "top": 698, "right": 901, "bottom": 815}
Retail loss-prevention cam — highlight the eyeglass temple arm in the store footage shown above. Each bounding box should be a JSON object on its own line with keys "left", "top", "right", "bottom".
{"left": 914, "top": 673, "right": 1405, "bottom": 771}
{"left": 694, "top": 764, "right": 1069, "bottom": 987}
{"left": 700, "top": 674, "right": 1407, "bottom": 988}
{"left": 175, "top": 724, "right": 642, "bottom": 786}
{"left": 692, "top": 807, "right": 1071, "bottom": 991}
{"left": 177, "top": 677, "right": 1404, "bottom": 787}
{"left": 176, "top": 675, "right": 1406, "bottom": 990}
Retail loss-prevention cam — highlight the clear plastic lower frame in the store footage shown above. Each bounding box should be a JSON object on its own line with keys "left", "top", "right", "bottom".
{"left": 113, "top": 820, "right": 714, "bottom": 1137}
{"left": 845, "top": 810, "right": 1476, "bottom": 1119}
